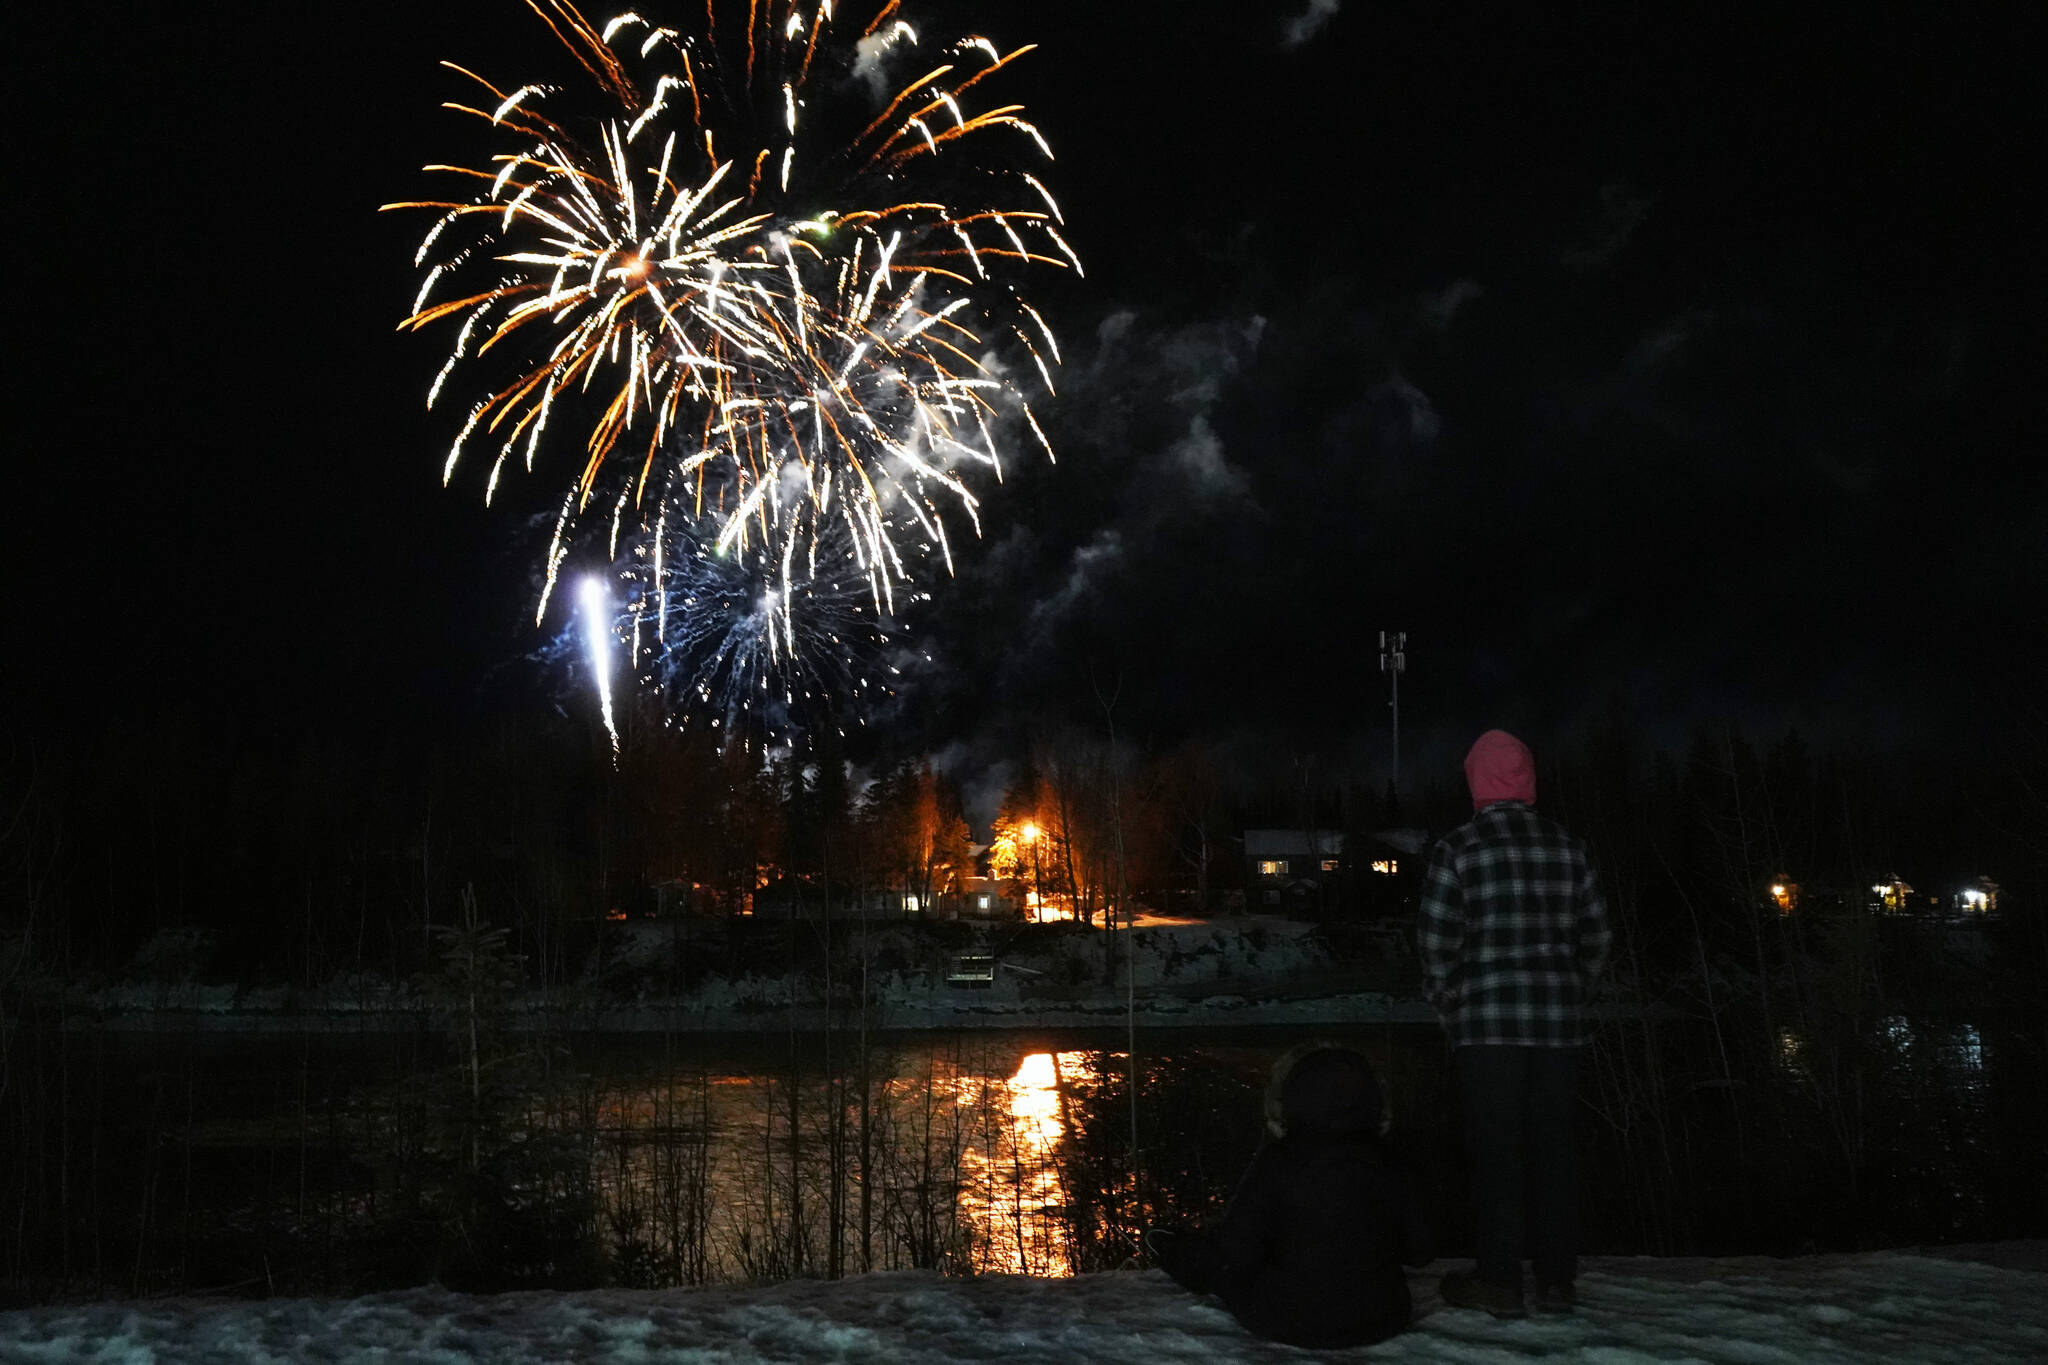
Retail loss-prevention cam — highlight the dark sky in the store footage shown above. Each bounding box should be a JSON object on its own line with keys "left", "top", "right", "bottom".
{"left": 10, "top": 0, "right": 2041, "bottom": 781}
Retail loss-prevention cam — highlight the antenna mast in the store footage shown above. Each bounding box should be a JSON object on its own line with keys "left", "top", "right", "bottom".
{"left": 1379, "top": 630, "right": 1407, "bottom": 788}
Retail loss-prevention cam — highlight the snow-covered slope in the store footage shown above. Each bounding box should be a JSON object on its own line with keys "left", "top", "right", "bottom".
{"left": 5, "top": 1247, "right": 2042, "bottom": 1363}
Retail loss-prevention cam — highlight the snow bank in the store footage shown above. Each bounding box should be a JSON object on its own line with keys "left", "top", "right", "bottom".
{"left": 6, "top": 1247, "right": 2042, "bottom": 1363}
{"left": 1013, "top": 918, "right": 1339, "bottom": 991}
{"left": 55, "top": 917, "right": 1433, "bottom": 1033}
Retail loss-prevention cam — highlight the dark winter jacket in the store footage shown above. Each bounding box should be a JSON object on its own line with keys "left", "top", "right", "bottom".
{"left": 1180, "top": 1046, "right": 1433, "bottom": 1349}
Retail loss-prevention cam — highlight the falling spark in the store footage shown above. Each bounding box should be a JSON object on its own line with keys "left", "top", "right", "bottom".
{"left": 579, "top": 575, "right": 621, "bottom": 756}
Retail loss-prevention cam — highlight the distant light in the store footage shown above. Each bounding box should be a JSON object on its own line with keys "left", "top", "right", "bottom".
{"left": 1021, "top": 822, "right": 1040, "bottom": 843}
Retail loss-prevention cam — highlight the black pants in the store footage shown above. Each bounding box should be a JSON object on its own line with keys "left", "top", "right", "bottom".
{"left": 1458, "top": 1045, "right": 1581, "bottom": 1289}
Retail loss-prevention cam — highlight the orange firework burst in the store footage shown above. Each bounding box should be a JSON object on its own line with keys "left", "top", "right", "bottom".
{"left": 385, "top": 0, "right": 1074, "bottom": 682}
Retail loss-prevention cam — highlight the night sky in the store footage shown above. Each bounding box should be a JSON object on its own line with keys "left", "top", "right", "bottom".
{"left": 12, "top": 0, "right": 2041, "bottom": 783}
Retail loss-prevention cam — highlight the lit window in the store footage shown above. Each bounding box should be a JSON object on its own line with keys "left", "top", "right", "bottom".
{"left": 977, "top": 894, "right": 992, "bottom": 910}
{"left": 1258, "top": 860, "right": 1287, "bottom": 876}
{"left": 1371, "top": 859, "right": 1398, "bottom": 875}
{"left": 903, "top": 894, "right": 920, "bottom": 913}
{"left": 1321, "top": 858, "right": 1340, "bottom": 873}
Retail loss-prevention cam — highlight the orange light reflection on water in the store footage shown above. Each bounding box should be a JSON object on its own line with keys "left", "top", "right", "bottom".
{"left": 576, "top": 1046, "right": 1107, "bottom": 1280}
{"left": 954, "top": 1049, "right": 1090, "bottom": 1275}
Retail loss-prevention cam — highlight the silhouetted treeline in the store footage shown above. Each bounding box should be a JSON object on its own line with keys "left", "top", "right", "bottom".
{"left": 1524, "top": 709, "right": 2048, "bottom": 1253}
{"left": 1, "top": 702, "right": 976, "bottom": 989}
{"left": 2, "top": 701, "right": 2041, "bottom": 997}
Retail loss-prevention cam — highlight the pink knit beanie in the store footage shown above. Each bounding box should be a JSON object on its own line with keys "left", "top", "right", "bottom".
{"left": 1464, "top": 729, "right": 1536, "bottom": 810}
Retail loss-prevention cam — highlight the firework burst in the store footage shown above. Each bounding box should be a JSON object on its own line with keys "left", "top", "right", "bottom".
{"left": 387, "top": 0, "right": 1072, "bottom": 742}
{"left": 618, "top": 495, "right": 922, "bottom": 738}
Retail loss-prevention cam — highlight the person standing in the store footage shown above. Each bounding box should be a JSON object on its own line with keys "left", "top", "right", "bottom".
{"left": 1418, "top": 729, "right": 1611, "bottom": 1318}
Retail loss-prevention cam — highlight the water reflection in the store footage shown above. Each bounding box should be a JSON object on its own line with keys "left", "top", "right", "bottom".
{"left": 1776, "top": 1025, "right": 1809, "bottom": 1079}
{"left": 577, "top": 1042, "right": 1118, "bottom": 1282}
{"left": 1953, "top": 1023, "right": 1984, "bottom": 1072}
{"left": 12, "top": 1016, "right": 2036, "bottom": 1298}
{"left": 1762, "top": 1013, "right": 2001, "bottom": 1243}
{"left": 1774, "top": 1017, "right": 1987, "bottom": 1093}
{"left": 957, "top": 1051, "right": 1083, "bottom": 1274}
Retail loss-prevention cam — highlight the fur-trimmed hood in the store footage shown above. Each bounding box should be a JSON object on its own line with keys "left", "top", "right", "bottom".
{"left": 1262, "top": 1042, "right": 1387, "bottom": 1140}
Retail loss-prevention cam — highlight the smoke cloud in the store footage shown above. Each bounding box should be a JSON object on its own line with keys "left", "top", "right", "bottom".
{"left": 1282, "top": 0, "right": 1342, "bottom": 49}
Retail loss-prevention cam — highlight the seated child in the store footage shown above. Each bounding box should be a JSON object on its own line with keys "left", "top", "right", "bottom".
{"left": 1149, "top": 1042, "right": 1433, "bottom": 1349}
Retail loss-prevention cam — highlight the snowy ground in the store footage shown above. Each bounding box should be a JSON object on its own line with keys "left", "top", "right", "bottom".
{"left": 62, "top": 915, "right": 1431, "bottom": 1033}
{"left": 6, "top": 1247, "right": 2043, "bottom": 1364}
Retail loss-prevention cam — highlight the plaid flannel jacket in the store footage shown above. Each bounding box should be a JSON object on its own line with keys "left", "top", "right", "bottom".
{"left": 1417, "top": 800, "right": 1611, "bottom": 1048}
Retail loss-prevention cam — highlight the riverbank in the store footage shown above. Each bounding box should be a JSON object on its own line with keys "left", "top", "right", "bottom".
{"left": 23, "top": 990, "right": 1444, "bottom": 1034}
{"left": 13, "top": 915, "right": 1452, "bottom": 1033}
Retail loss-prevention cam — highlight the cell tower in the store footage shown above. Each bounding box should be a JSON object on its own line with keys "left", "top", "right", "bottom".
{"left": 1379, "top": 630, "right": 1407, "bottom": 787}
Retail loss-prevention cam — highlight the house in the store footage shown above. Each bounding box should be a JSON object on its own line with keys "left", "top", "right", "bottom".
{"left": 1953, "top": 876, "right": 2001, "bottom": 916}
{"left": 1243, "top": 829, "right": 1345, "bottom": 913}
{"left": 1353, "top": 829, "right": 1425, "bottom": 916}
{"left": 951, "top": 876, "right": 1026, "bottom": 920}
{"left": 1243, "top": 828, "right": 1423, "bottom": 916}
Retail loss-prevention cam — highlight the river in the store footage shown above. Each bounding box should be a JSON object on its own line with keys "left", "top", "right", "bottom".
{"left": 2, "top": 1014, "right": 2040, "bottom": 1301}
